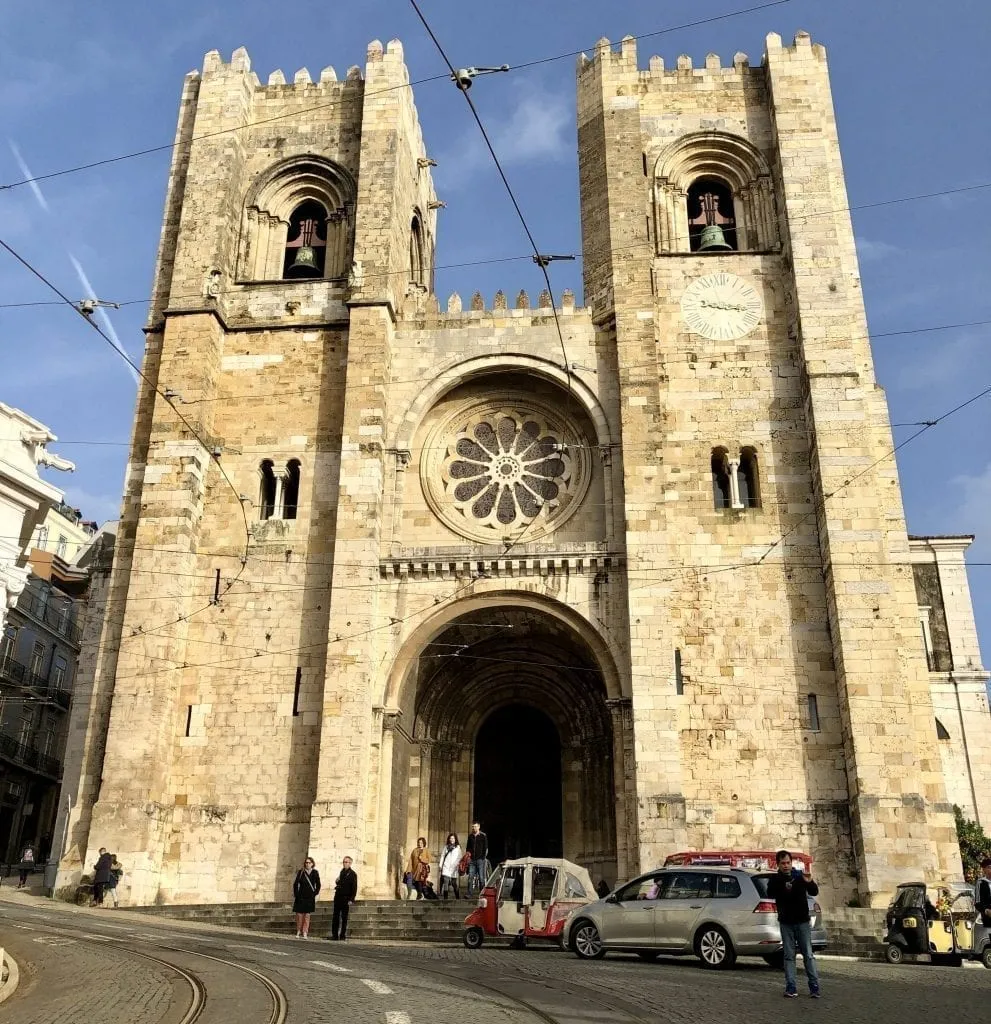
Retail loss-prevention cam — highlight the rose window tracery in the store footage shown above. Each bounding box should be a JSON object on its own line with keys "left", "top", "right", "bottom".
{"left": 423, "top": 398, "right": 591, "bottom": 543}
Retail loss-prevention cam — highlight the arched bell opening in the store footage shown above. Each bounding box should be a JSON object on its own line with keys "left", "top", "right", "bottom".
{"left": 385, "top": 604, "right": 622, "bottom": 893}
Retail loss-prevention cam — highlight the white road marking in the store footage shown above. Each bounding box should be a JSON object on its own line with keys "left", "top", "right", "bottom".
{"left": 76, "top": 933, "right": 113, "bottom": 941}
{"left": 360, "top": 979, "right": 393, "bottom": 995}
{"left": 32, "top": 936, "right": 75, "bottom": 946}
{"left": 309, "top": 959, "right": 352, "bottom": 973}
{"left": 226, "top": 943, "right": 289, "bottom": 957}
{"left": 385, "top": 1013, "right": 412, "bottom": 1024}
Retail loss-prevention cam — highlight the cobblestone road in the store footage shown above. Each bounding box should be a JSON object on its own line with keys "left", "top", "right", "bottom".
{"left": 1, "top": 892, "right": 989, "bottom": 1023}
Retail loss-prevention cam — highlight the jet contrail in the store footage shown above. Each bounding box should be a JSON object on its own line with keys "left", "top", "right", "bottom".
{"left": 7, "top": 140, "right": 139, "bottom": 384}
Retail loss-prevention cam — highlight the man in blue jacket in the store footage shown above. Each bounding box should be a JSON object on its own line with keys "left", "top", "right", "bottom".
{"left": 766, "top": 850, "right": 820, "bottom": 998}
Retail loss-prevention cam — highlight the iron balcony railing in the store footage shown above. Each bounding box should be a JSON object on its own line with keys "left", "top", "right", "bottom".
{"left": 0, "top": 731, "right": 62, "bottom": 779}
{"left": 17, "top": 589, "right": 82, "bottom": 645}
{"left": 0, "top": 656, "right": 72, "bottom": 710}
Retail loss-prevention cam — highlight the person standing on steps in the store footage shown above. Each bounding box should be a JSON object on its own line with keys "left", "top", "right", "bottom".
{"left": 91, "top": 848, "right": 113, "bottom": 906}
{"left": 331, "top": 857, "right": 358, "bottom": 940}
{"left": 439, "top": 833, "right": 463, "bottom": 900}
{"left": 766, "top": 850, "right": 820, "bottom": 999}
{"left": 408, "top": 837, "right": 430, "bottom": 899}
{"left": 465, "top": 822, "right": 489, "bottom": 898}
{"left": 292, "top": 856, "right": 321, "bottom": 938}
{"left": 16, "top": 843, "right": 34, "bottom": 888}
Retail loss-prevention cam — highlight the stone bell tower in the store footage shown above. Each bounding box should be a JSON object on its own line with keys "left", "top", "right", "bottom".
{"left": 576, "top": 31, "right": 960, "bottom": 904}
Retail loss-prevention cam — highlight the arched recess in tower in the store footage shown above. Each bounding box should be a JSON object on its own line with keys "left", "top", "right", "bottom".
{"left": 236, "top": 154, "right": 356, "bottom": 281}
{"left": 387, "top": 601, "right": 621, "bottom": 885}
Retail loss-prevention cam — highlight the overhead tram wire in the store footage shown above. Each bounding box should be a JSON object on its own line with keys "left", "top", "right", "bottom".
{"left": 0, "top": 234, "right": 253, "bottom": 637}
{"left": 0, "top": 1, "right": 791, "bottom": 196}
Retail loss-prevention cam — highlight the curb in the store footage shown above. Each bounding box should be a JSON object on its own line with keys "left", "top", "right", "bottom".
{"left": 0, "top": 948, "right": 20, "bottom": 1004}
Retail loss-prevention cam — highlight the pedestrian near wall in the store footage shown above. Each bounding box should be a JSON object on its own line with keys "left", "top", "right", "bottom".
{"left": 91, "top": 848, "right": 113, "bottom": 907}
{"left": 292, "top": 856, "right": 321, "bottom": 938}
{"left": 439, "top": 833, "right": 463, "bottom": 900}
{"left": 16, "top": 843, "right": 34, "bottom": 888}
{"left": 408, "top": 837, "right": 430, "bottom": 900}
{"left": 465, "top": 822, "right": 489, "bottom": 897}
{"left": 976, "top": 858, "right": 991, "bottom": 928}
{"left": 331, "top": 857, "right": 358, "bottom": 940}
{"left": 766, "top": 850, "right": 820, "bottom": 998}
{"left": 105, "top": 855, "right": 124, "bottom": 908}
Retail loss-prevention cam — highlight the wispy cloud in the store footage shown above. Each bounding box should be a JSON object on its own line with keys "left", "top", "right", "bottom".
{"left": 438, "top": 86, "right": 572, "bottom": 186}
{"left": 952, "top": 460, "right": 991, "bottom": 560}
{"left": 893, "top": 331, "right": 983, "bottom": 391}
{"left": 855, "top": 236, "right": 901, "bottom": 263}
{"left": 6, "top": 140, "right": 138, "bottom": 384}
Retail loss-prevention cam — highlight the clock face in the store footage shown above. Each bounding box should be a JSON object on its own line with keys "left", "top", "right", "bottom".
{"left": 680, "top": 273, "right": 763, "bottom": 341}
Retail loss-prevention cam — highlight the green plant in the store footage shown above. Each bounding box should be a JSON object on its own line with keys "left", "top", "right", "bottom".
{"left": 954, "top": 805, "right": 991, "bottom": 880}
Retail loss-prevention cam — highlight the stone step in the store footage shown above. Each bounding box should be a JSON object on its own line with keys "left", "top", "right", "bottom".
{"left": 127, "top": 899, "right": 471, "bottom": 941}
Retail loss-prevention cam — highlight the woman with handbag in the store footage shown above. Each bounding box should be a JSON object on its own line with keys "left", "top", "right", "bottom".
{"left": 408, "top": 837, "right": 431, "bottom": 900}
{"left": 439, "top": 833, "right": 463, "bottom": 900}
{"left": 292, "top": 856, "right": 321, "bottom": 938}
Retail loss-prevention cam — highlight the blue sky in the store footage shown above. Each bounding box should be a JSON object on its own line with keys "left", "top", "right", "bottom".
{"left": 0, "top": 0, "right": 988, "bottom": 658}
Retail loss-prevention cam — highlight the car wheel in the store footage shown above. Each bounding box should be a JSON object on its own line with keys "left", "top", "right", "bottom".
{"left": 463, "top": 926, "right": 484, "bottom": 949}
{"left": 572, "top": 920, "right": 605, "bottom": 960}
{"left": 695, "top": 925, "right": 736, "bottom": 969}
{"left": 762, "top": 952, "right": 784, "bottom": 970}
{"left": 637, "top": 951, "right": 660, "bottom": 962}
{"left": 980, "top": 946, "right": 991, "bottom": 970}
{"left": 884, "top": 943, "right": 903, "bottom": 965}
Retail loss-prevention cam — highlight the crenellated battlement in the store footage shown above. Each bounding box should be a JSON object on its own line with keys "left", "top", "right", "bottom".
{"left": 402, "top": 287, "right": 587, "bottom": 325}
{"left": 577, "top": 29, "right": 825, "bottom": 84}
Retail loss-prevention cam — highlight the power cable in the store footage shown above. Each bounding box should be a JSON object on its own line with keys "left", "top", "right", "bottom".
{"left": 0, "top": 2, "right": 789, "bottom": 196}
{"left": 0, "top": 234, "right": 253, "bottom": 638}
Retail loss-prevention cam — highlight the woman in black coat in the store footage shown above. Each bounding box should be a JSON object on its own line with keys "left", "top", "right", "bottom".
{"left": 292, "top": 857, "right": 321, "bottom": 938}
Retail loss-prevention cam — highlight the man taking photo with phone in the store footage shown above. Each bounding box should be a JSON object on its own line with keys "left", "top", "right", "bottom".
{"left": 766, "top": 850, "right": 821, "bottom": 998}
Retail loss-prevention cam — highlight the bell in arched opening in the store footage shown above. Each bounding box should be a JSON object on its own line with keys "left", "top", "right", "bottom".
{"left": 687, "top": 178, "right": 738, "bottom": 252}
{"left": 283, "top": 200, "right": 328, "bottom": 279}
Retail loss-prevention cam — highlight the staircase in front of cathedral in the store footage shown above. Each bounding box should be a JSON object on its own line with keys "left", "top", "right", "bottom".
{"left": 127, "top": 899, "right": 468, "bottom": 942}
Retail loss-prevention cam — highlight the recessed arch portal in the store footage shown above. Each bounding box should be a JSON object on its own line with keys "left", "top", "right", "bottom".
{"left": 384, "top": 601, "right": 625, "bottom": 891}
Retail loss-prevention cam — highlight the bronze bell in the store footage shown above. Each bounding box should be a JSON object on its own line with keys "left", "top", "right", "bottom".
{"left": 286, "top": 245, "right": 320, "bottom": 277}
{"left": 698, "top": 224, "right": 732, "bottom": 252}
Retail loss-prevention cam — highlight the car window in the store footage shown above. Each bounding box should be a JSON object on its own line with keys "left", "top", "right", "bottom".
{"left": 532, "top": 867, "right": 557, "bottom": 903}
{"left": 662, "top": 873, "right": 714, "bottom": 899}
{"left": 715, "top": 875, "right": 741, "bottom": 899}
{"left": 499, "top": 867, "right": 524, "bottom": 902}
{"left": 564, "top": 873, "right": 588, "bottom": 898}
{"left": 617, "top": 875, "right": 663, "bottom": 902}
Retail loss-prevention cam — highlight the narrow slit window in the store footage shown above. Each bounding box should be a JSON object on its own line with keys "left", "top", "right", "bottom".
{"left": 283, "top": 460, "right": 301, "bottom": 521}
{"left": 675, "top": 648, "right": 684, "bottom": 695}
{"left": 807, "top": 694, "right": 820, "bottom": 732}
{"left": 738, "top": 447, "right": 761, "bottom": 508}
{"left": 293, "top": 667, "right": 302, "bottom": 717}
{"left": 687, "top": 177, "right": 737, "bottom": 251}
{"left": 259, "top": 460, "right": 277, "bottom": 520}
{"left": 934, "top": 717, "right": 950, "bottom": 741}
{"left": 711, "top": 448, "right": 731, "bottom": 509}
{"left": 410, "top": 215, "right": 425, "bottom": 286}
{"left": 185, "top": 705, "right": 193, "bottom": 737}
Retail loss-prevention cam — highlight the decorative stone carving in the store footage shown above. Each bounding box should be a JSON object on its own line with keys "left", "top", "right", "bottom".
{"left": 421, "top": 395, "right": 592, "bottom": 544}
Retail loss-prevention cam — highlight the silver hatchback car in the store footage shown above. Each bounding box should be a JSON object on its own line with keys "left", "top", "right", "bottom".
{"left": 562, "top": 866, "right": 827, "bottom": 969}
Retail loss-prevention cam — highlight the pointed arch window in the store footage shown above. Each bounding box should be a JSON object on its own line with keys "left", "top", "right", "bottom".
{"left": 738, "top": 447, "right": 761, "bottom": 508}
{"left": 260, "top": 460, "right": 278, "bottom": 520}
{"left": 283, "top": 460, "right": 301, "bottom": 520}
{"left": 410, "top": 214, "right": 425, "bottom": 287}
{"left": 687, "top": 177, "right": 737, "bottom": 252}
{"left": 283, "top": 200, "right": 328, "bottom": 279}
{"left": 711, "top": 447, "right": 732, "bottom": 509}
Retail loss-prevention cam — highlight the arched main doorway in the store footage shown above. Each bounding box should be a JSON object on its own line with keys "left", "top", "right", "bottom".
{"left": 389, "top": 603, "right": 619, "bottom": 885}
{"left": 473, "top": 704, "right": 563, "bottom": 863}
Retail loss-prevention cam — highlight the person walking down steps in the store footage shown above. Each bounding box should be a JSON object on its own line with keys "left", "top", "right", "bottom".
{"left": 439, "top": 833, "right": 463, "bottom": 900}
{"left": 292, "top": 856, "right": 321, "bottom": 938}
{"left": 332, "top": 857, "right": 358, "bottom": 940}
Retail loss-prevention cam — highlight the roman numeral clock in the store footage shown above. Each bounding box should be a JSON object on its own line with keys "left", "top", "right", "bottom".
{"left": 680, "top": 272, "right": 763, "bottom": 341}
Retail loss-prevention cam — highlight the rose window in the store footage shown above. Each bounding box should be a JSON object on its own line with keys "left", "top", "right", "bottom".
{"left": 425, "top": 401, "right": 590, "bottom": 542}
